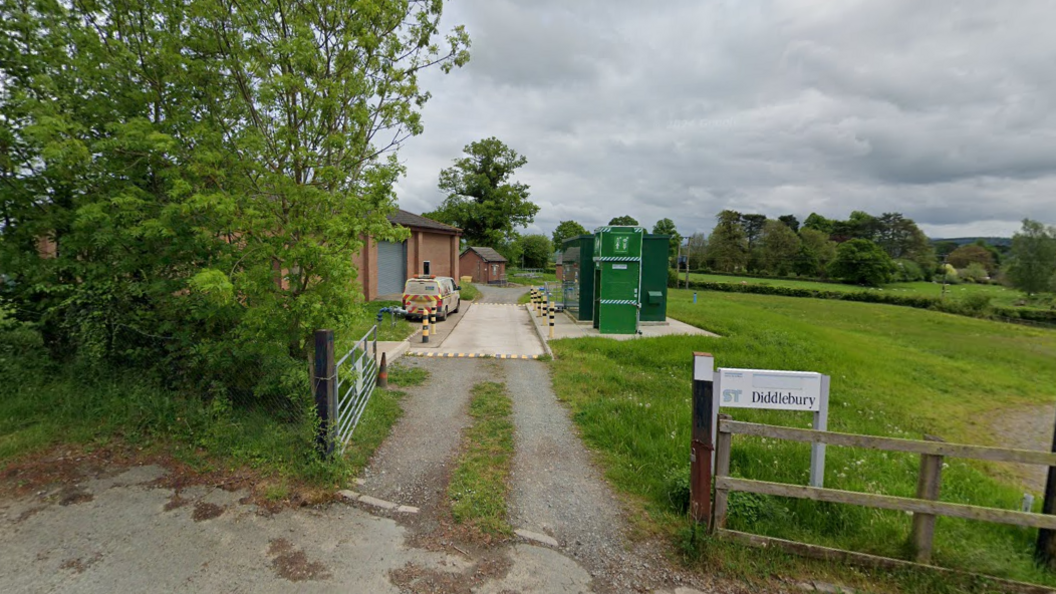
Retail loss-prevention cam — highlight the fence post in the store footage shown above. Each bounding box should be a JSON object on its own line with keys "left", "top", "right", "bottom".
{"left": 313, "top": 329, "right": 336, "bottom": 457}
{"left": 1037, "top": 410, "right": 1056, "bottom": 567}
{"left": 910, "top": 434, "right": 944, "bottom": 563}
{"left": 713, "top": 414, "right": 732, "bottom": 531}
{"left": 691, "top": 352, "right": 715, "bottom": 526}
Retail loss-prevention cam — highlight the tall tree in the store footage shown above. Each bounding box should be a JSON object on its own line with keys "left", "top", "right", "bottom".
{"left": 427, "top": 137, "right": 538, "bottom": 248}
{"left": 517, "top": 234, "right": 553, "bottom": 269}
{"left": 798, "top": 228, "right": 837, "bottom": 277}
{"left": 1006, "top": 219, "right": 1056, "bottom": 296}
{"left": 778, "top": 214, "right": 800, "bottom": 233}
{"left": 947, "top": 244, "right": 997, "bottom": 273}
{"left": 828, "top": 239, "right": 896, "bottom": 286}
{"left": 551, "top": 220, "right": 587, "bottom": 248}
{"left": 832, "top": 211, "right": 882, "bottom": 243}
{"left": 0, "top": 0, "right": 469, "bottom": 367}
{"left": 740, "top": 214, "right": 767, "bottom": 249}
{"left": 803, "top": 213, "right": 834, "bottom": 235}
{"left": 708, "top": 210, "right": 749, "bottom": 272}
{"left": 652, "top": 218, "right": 682, "bottom": 259}
{"left": 760, "top": 220, "right": 801, "bottom": 276}
{"left": 608, "top": 215, "right": 639, "bottom": 226}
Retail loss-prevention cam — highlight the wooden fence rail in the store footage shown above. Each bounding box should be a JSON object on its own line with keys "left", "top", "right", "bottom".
{"left": 713, "top": 417, "right": 1056, "bottom": 564}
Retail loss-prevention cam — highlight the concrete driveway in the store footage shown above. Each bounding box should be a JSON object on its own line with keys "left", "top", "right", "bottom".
{"left": 405, "top": 284, "right": 546, "bottom": 359}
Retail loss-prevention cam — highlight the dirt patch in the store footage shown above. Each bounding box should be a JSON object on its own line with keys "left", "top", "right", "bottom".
{"left": 59, "top": 552, "right": 103, "bottom": 574}
{"left": 191, "top": 501, "right": 224, "bottom": 522}
{"left": 16, "top": 506, "right": 46, "bottom": 523}
{"left": 164, "top": 493, "right": 189, "bottom": 511}
{"left": 58, "top": 485, "right": 93, "bottom": 506}
{"left": 267, "top": 538, "right": 331, "bottom": 582}
{"left": 389, "top": 555, "right": 512, "bottom": 594}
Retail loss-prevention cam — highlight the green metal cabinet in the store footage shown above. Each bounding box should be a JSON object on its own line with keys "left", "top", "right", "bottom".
{"left": 640, "top": 234, "right": 670, "bottom": 322}
{"left": 560, "top": 235, "right": 595, "bottom": 321}
{"left": 592, "top": 226, "right": 644, "bottom": 334}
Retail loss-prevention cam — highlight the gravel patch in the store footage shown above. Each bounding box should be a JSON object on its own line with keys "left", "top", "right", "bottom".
{"left": 473, "top": 284, "right": 529, "bottom": 304}
{"left": 990, "top": 403, "right": 1056, "bottom": 495}
{"left": 502, "top": 359, "right": 723, "bottom": 593}
{"left": 358, "top": 357, "right": 494, "bottom": 508}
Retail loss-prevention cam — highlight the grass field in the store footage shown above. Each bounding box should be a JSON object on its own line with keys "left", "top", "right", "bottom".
{"left": 549, "top": 289, "right": 1056, "bottom": 590}
{"left": 682, "top": 272, "right": 1053, "bottom": 311}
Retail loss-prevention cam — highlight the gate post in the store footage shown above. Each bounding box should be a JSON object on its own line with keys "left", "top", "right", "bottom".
{"left": 690, "top": 352, "right": 715, "bottom": 526}
{"left": 314, "top": 329, "right": 336, "bottom": 457}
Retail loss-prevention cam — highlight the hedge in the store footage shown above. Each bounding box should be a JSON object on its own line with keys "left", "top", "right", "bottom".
{"left": 679, "top": 280, "right": 1056, "bottom": 327}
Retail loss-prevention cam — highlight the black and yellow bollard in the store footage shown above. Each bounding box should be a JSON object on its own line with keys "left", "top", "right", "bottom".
{"left": 531, "top": 289, "right": 537, "bottom": 313}
{"left": 429, "top": 304, "right": 437, "bottom": 329}
{"left": 540, "top": 293, "right": 546, "bottom": 318}
{"left": 549, "top": 301, "right": 555, "bottom": 339}
{"left": 421, "top": 309, "right": 429, "bottom": 343}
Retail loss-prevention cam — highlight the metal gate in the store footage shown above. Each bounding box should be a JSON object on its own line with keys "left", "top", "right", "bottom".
{"left": 334, "top": 325, "right": 378, "bottom": 453}
{"left": 377, "top": 240, "right": 407, "bottom": 295}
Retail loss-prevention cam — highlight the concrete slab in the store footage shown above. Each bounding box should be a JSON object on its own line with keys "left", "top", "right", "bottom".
{"left": 407, "top": 303, "right": 544, "bottom": 357}
{"left": 375, "top": 340, "right": 409, "bottom": 365}
{"left": 527, "top": 304, "right": 718, "bottom": 341}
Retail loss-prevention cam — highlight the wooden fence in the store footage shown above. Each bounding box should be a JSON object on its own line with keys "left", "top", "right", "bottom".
{"left": 712, "top": 416, "right": 1056, "bottom": 565}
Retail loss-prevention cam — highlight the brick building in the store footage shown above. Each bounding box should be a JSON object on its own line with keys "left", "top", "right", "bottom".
{"left": 459, "top": 247, "right": 507, "bottom": 284}
{"left": 353, "top": 210, "right": 462, "bottom": 300}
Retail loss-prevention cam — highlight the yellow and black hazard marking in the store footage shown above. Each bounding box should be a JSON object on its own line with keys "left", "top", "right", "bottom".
{"left": 405, "top": 352, "right": 541, "bottom": 360}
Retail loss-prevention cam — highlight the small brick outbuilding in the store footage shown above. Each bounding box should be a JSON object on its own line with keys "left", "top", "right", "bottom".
{"left": 353, "top": 210, "right": 462, "bottom": 300}
{"left": 459, "top": 247, "right": 508, "bottom": 284}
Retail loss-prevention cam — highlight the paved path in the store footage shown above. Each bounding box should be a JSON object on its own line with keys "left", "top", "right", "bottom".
{"left": 406, "top": 284, "right": 545, "bottom": 358}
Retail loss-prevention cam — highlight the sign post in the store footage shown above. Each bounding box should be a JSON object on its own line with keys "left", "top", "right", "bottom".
{"left": 713, "top": 367, "right": 830, "bottom": 488}
{"left": 690, "top": 353, "right": 715, "bottom": 525}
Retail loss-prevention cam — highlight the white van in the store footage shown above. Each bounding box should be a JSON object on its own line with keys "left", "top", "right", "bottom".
{"left": 402, "top": 275, "right": 462, "bottom": 320}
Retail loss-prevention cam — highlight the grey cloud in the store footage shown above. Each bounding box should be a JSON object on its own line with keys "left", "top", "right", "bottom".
{"left": 394, "top": 0, "right": 1056, "bottom": 238}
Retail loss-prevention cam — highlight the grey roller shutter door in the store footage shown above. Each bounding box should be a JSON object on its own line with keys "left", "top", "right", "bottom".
{"left": 377, "top": 241, "right": 407, "bottom": 295}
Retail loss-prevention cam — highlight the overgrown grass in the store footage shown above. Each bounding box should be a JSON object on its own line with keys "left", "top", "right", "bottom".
{"left": 507, "top": 267, "right": 558, "bottom": 283}
{"left": 447, "top": 381, "right": 515, "bottom": 535}
{"left": 685, "top": 272, "right": 1052, "bottom": 311}
{"left": 460, "top": 283, "right": 480, "bottom": 301}
{"left": 549, "top": 289, "right": 1056, "bottom": 590}
{"left": 0, "top": 325, "right": 352, "bottom": 486}
{"left": 349, "top": 300, "right": 419, "bottom": 343}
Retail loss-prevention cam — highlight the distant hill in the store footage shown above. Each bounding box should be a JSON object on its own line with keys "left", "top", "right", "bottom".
{"left": 930, "top": 237, "right": 1012, "bottom": 248}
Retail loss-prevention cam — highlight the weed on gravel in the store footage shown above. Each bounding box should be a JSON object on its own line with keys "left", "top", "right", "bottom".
{"left": 386, "top": 364, "right": 430, "bottom": 387}
{"left": 447, "top": 381, "right": 514, "bottom": 536}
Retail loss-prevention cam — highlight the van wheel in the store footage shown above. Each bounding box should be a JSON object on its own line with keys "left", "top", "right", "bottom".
{"left": 453, "top": 299, "right": 460, "bottom": 314}
{"left": 439, "top": 306, "right": 449, "bottom": 321}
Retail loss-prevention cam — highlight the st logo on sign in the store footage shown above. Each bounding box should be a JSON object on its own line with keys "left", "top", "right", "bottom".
{"left": 722, "top": 389, "right": 742, "bottom": 404}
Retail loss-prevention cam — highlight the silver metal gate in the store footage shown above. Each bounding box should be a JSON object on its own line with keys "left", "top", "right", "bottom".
{"left": 334, "top": 325, "right": 378, "bottom": 453}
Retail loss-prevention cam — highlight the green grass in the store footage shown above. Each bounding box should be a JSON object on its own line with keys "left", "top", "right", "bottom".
{"left": 447, "top": 381, "right": 515, "bottom": 535}
{"left": 548, "top": 289, "right": 1056, "bottom": 590}
{"left": 685, "top": 272, "right": 1052, "bottom": 311}
{"left": 460, "top": 283, "right": 480, "bottom": 301}
{"left": 349, "top": 300, "right": 419, "bottom": 343}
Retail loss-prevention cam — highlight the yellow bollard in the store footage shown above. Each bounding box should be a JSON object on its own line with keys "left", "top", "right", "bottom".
{"left": 421, "top": 308, "right": 429, "bottom": 343}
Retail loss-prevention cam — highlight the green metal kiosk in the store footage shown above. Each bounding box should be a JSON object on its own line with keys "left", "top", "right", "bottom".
{"left": 592, "top": 226, "right": 644, "bottom": 334}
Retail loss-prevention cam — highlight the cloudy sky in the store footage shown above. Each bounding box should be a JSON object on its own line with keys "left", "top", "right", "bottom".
{"left": 392, "top": 0, "right": 1056, "bottom": 239}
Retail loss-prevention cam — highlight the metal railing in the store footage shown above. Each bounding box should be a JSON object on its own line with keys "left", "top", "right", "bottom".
{"left": 333, "top": 325, "right": 378, "bottom": 453}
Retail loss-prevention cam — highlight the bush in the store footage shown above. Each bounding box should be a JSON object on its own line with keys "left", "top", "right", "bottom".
{"left": 893, "top": 259, "right": 924, "bottom": 282}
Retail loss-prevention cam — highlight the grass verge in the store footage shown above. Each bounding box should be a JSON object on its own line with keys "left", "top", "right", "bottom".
{"left": 447, "top": 381, "right": 515, "bottom": 536}
{"left": 460, "top": 283, "right": 480, "bottom": 301}
{"left": 548, "top": 289, "right": 1056, "bottom": 591}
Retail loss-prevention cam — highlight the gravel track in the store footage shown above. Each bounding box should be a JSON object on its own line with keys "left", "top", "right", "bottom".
{"left": 473, "top": 284, "right": 529, "bottom": 304}
{"left": 358, "top": 357, "right": 494, "bottom": 508}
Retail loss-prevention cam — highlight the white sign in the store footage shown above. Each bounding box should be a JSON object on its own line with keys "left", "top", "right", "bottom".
{"left": 718, "top": 368, "right": 823, "bottom": 412}
{"left": 612, "top": 263, "right": 627, "bottom": 270}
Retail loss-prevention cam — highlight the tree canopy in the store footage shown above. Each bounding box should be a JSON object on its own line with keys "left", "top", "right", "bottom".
{"left": 708, "top": 210, "right": 749, "bottom": 272}
{"left": 518, "top": 234, "right": 553, "bottom": 269}
{"left": 1007, "top": 219, "right": 1056, "bottom": 295}
{"left": 426, "top": 137, "right": 538, "bottom": 248}
{"left": 652, "top": 218, "right": 682, "bottom": 258}
{"left": 551, "top": 220, "right": 588, "bottom": 248}
{"left": 608, "top": 215, "right": 639, "bottom": 226}
{"left": 828, "top": 239, "right": 896, "bottom": 286}
{"left": 0, "top": 0, "right": 469, "bottom": 379}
